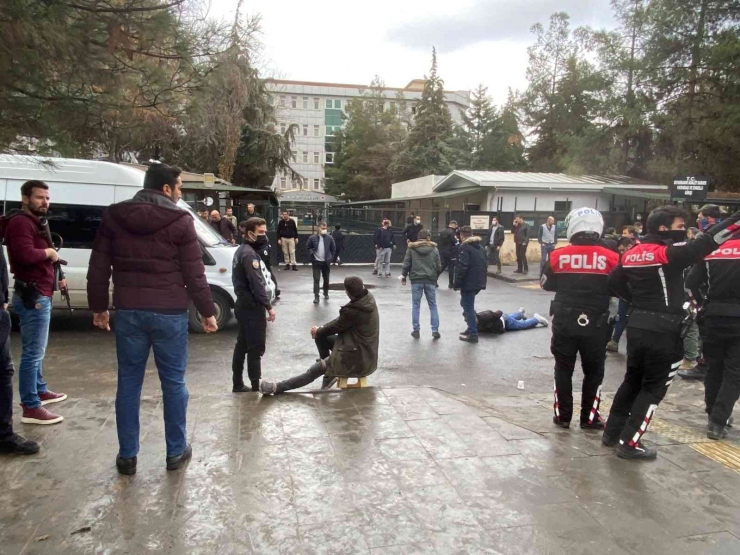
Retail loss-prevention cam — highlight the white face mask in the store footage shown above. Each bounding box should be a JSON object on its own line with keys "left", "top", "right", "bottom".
{"left": 415, "top": 219, "right": 421, "bottom": 225}
{"left": 492, "top": 221, "right": 498, "bottom": 226}
{"left": 320, "top": 229, "right": 327, "bottom": 235}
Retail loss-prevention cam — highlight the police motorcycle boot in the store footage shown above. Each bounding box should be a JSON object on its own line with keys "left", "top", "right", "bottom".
{"left": 615, "top": 440, "right": 658, "bottom": 461}
{"left": 606, "top": 340, "right": 619, "bottom": 353}
{"left": 116, "top": 455, "right": 137, "bottom": 476}
{"left": 601, "top": 430, "right": 620, "bottom": 447}
{"left": 166, "top": 444, "right": 192, "bottom": 471}
{"left": 580, "top": 414, "right": 605, "bottom": 430}
{"left": 707, "top": 421, "right": 728, "bottom": 441}
{"left": 552, "top": 416, "right": 570, "bottom": 429}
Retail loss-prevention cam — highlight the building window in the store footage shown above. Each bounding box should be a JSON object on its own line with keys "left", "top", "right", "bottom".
{"left": 326, "top": 126, "right": 334, "bottom": 136}
{"left": 267, "top": 95, "right": 274, "bottom": 105}
{"left": 303, "top": 124, "right": 308, "bottom": 136}
{"left": 302, "top": 151, "right": 308, "bottom": 163}
{"left": 279, "top": 95, "right": 286, "bottom": 107}
{"left": 334, "top": 99, "right": 341, "bottom": 109}
{"left": 280, "top": 177, "right": 287, "bottom": 189}
{"left": 325, "top": 98, "right": 332, "bottom": 109}
{"left": 313, "top": 178, "right": 320, "bottom": 190}
{"left": 313, "top": 125, "right": 320, "bottom": 137}
{"left": 291, "top": 151, "right": 297, "bottom": 162}
{"left": 279, "top": 123, "right": 286, "bottom": 134}
{"left": 554, "top": 201, "right": 572, "bottom": 212}
{"left": 302, "top": 97, "right": 308, "bottom": 109}
{"left": 291, "top": 96, "right": 297, "bottom": 109}
{"left": 325, "top": 152, "right": 334, "bottom": 164}
{"left": 313, "top": 152, "right": 320, "bottom": 164}
{"left": 314, "top": 98, "right": 320, "bottom": 109}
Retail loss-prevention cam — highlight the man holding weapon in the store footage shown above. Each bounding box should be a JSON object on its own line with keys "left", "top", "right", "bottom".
{"left": 1, "top": 180, "right": 68, "bottom": 425}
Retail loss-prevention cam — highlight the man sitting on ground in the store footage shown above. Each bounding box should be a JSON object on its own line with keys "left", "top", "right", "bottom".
{"left": 261, "top": 276, "right": 379, "bottom": 394}
{"left": 476, "top": 308, "right": 549, "bottom": 334}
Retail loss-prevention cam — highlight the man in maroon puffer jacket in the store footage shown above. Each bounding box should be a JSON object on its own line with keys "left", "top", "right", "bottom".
{"left": 87, "top": 162, "right": 217, "bottom": 476}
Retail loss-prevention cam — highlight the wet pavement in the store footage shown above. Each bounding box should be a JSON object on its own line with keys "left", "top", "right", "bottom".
{"left": 2, "top": 265, "right": 739, "bottom": 554}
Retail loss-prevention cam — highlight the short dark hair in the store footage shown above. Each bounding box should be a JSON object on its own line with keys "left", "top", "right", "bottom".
{"left": 418, "top": 230, "right": 431, "bottom": 240}
{"left": 698, "top": 204, "right": 721, "bottom": 219}
{"left": 143, "top": 163, "right": 182, "bottom": 191}
{"left": 282, "top": 210, "right": 289, "bottom": 214}
{"left": 605, "top": 227, "right": 616, "bottom": 235}
{"left": 647, "top": 206, "right": 689, "bottom": 234}
{"left": 449, "top": 220, "right": 458, "bottom": 226}
{"left": 21, "top": 180, "right": 48, "bottom": 198}
{"left": 344, "top": 276, "right": 364, "bottom": 298}
{"left": 335, "top": 224, "right": 341, "bottom": 230}
{"left": 243, "top": 217, "right": 266, "bottom": 234}
{"left": 459, "top": 225, "right": 473, "bottom": 236}
{"left": 617, "top": 237, "right": 634, "bottom": 248}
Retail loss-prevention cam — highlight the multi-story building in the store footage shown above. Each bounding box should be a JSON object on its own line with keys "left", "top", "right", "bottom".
{"left": 266, "top": 79, "right": 470, "bottom": 193}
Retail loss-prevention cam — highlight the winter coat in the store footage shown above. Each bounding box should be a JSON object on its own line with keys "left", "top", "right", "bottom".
{"left": 316, "top": 289, "right": 380, "bottom": 378}
{"left": 278, "top": 218, "right": 299, "bottom": 239}
{"left": 487, "top": 225, "right": 505, "bottom": 248}
{"left": 1, "top": 211, "right": 56, "bottom": 296}
{"left": 210, "top": 218, "right": 236, "bottom": 242}
{"left": 331, "top": 229, "right": 346, "bottom": 248}
{"left": 374, "top": 227, "right": 394, "bottom": 249}
{"left": 477, "top": 310, "right": 505, "bottom": 334}
{"left": 87, "top": 189, "right": 216, "bottom": 317}
{"left": 438, "top": 228, "right": 459, "bottom": 256}
{"left": 306, "top": 233, "right": 337, "bottom": 264}
{"left": 513, "top": 222, "right": 530, "bottom": 245}
{"left": 404, "top": 222, "right": 423, "bottom": 243}
{"left": 402, "top": 241, "right": 441, "bottom": 284}
{"left": 454, "top": 236, "right": 488, "bottom": 292}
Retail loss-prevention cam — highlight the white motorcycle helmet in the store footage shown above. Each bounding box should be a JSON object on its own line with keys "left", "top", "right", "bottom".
{"left": 565, "top": 207, "right": 604, "bottom": 241}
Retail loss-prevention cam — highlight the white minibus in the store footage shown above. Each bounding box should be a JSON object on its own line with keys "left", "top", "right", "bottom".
{"left": 0, "top": 155, "right": 237, "bottom": 332}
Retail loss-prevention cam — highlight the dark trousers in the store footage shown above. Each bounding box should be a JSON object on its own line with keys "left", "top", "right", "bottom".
{"left": 0, "top": 310, "right": 15, "bottom": 440}
{"left": 551, "top": 319, "right": 608, "bottom": 424}
{"left": 333, "top": 247, "right": 343, "bottom": 264}
{"left": 312, "top": 262, "right": 330, "bottom": 296}
{"left": 612, "top": 299, "right": 629, "bottom": 343}
{"left": 604, "top": 328, "right": 683, "bottom": 446}
{"left": 488, "top": 247, "right": 501, "bottom": 271}
{"left": 440, "top": 252, "right": 457, "bottom": 286}
{"left": 267, "top": 264, "right": 279, "bottom": 295}
{"left": 703, "top": 318, "right": 740, "bottom": 426}
{"left": 316, "top": 335, "right": 336, "bottom": 360}
{"left": 277, "top": 360, "right": 329, "bottom": 393}
{"left": 460, "top": 290, "right": 479, "bottom": 336}
{"left": 516, "top": 243, "right": 528, "bottom": 272}
{"left": 232, "top": 303, "right": 267, "bottom": 388}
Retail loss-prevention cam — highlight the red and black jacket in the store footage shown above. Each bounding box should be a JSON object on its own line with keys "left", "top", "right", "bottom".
{"left": 685, "top": 238, "right": 740, "bottom": 318}
{"left": 541, "top": 240, "right": 620, "bottom": 313}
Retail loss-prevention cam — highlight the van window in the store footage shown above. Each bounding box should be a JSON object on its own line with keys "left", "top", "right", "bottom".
{"left": 4, "top": 202, "right": 106, "bottom": 249}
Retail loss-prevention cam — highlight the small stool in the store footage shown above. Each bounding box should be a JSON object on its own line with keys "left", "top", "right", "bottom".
{"left": 337, "top": 377, "right": 368, "bottom": 389}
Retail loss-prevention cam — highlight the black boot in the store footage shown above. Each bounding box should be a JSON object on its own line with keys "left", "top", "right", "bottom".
{"left": 552, "top": 416, "right": 570, "bottom": 429}
{"left": 251, "top": 380, "right": 260, "bottom": 392}
{"left": 615, "top": 441, "right": 657, "bottom": 460}
{"left": 707, "top": 421, "right": 728, "bottom": 440}
{"left": 580, "top": 415, "right": 605, "bottom": 430}
{"left": 232, "top": 383, "right": 250, "bottom": 393}
{"left": 116, "top": 455, "right": 137, "bottom": 475}
{"left": 166, "top": 444, "right": 193, "bottom": 471}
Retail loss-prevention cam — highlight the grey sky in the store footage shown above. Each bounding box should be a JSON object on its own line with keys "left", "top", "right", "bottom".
{"left": 212, "top": 0, "right": 616, "bottom": 107}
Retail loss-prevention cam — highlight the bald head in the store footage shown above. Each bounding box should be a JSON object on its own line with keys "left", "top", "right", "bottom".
{"left": 210, "top": 210, "right": 221, "bottom": 221}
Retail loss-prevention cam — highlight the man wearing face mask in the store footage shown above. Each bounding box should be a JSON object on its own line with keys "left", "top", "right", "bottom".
{"left": 486, "top": 217, "right": 505, "bottom": 274}
{"left": 306, "top": 222, "right": 336, "bottom": 304}
{"left": 404, "top": 215, "right": 423, "bottom": 244}
{"left": 604, "top": 206, "right": 740, "bottom": 460}
{"left": 231, "top": 217, "right": 276, "bottom": 394}
{"left": 88, "top": 163, "right": 218, "bottom": 475}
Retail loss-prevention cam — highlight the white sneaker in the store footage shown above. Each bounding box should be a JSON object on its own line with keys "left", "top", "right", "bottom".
{"left": 533, "top": 313, "right": 549, "bottom": 327}
{"left": 518, "top": 307, "right": 526, "bottom": 316}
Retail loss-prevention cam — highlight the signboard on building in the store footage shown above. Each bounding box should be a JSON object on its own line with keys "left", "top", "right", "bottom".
{"left": 671, "top": 176, "right": 709, "bottom": 201}
{"left": 469, "top": 215, "right": 490, "bottom": 230}
{"left": 204, "top": 173, "right": 215, "bottom": 188}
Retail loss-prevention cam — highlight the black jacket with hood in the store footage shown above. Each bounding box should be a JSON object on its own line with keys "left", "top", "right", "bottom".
{"left": 455, "top": 236, "right": 488, "bottom": 291}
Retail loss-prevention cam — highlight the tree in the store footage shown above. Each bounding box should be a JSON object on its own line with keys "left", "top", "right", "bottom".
{"left": 325, "top": 77, "right": 407, "bottom": 200}
{"left": 478, "top": 91, "right": 527, "bottom": 171}
{"left": 460, "top": 85, "right": 496, "bottom": 169}
{"left": 390, "top": 49, "right": 462, "bottom": 181}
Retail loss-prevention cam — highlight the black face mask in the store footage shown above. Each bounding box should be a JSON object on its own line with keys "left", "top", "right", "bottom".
{"left": 657, "top": 229, "right": 687, "bottom": 244}
{"left": 249, "top": 234, "right": 268, "bottom": 247}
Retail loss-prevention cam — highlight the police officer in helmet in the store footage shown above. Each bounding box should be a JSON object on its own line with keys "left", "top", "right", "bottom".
{"left": 541, "top": 208, "right": 620, "bottom": 431}
{"left": 604, "top": 205, "right": 740, "bottom": 460}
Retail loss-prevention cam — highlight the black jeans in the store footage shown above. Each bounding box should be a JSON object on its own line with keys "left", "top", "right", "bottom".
{"left": 516, "top": 243, "right": 528, "bottom": 272}
{"left": 551, "top": 315, "right": 609, "bottom": 424}
{"left": 232, "top": 302, "right": 267, "bottom": 387}
{"left": 703, "top": 317, "right": 740, "bottom": 426}
{"left": 316, "top": 335, "right": 336, "bottom": 360}
{"left": 604, "top": 328, "right": 683, "bottom": 446}
{"left": 312, "top": 262, "right": 330, "bottom": 296}
{"left": 440, "top": 252, "right": 457, "bottom": 287}
{"left": 488, "top": 247, "right": 501, "bottom": 271}
{"left": 0, "top": 310, "right": 14, "bottom": 440}
{"left": 277, "top": 360, "right": 330, "bottom": 392}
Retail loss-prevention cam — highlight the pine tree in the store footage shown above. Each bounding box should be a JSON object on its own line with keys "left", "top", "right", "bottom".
{"left": 461, "top": 85, "right": 496, "bottom": 169}
{"left": 390, "top": 48, "right": 461, "bottom": 181}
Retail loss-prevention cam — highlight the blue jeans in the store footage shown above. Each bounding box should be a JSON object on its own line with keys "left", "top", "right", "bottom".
{"left": 613, "top": 299, "right": 629, "bottom": 343}
{"left": 540, "top": 243, "right": 555, "bottom": 275}
{"left": 460, "top": 290, "right": 479, "bottom": 336}
{"left": 504, "top": 313, "right": 540, "bottom": 331}
{"left": 115, "top": 310, "right": 189, "bottom": 458}
{"left": 12, "top": 294, "right": 51, "bottom": 409}
{"left": 411, "top": 283, "right": 440, "bottom": 332}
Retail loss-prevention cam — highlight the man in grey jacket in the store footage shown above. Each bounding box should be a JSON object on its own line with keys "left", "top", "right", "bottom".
{"left": 402, "top": 230, "right": 442, "bottom": 339}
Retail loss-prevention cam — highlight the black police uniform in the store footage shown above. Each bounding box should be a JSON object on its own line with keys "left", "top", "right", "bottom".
{"left": 438, "top": 227, "right": 459, "bottom": 287}
{"left": 605, "top": 214, "right": 740, "bottom": 454}
{"left": 257, "top": 241, "right": 280, "bottom": 298}
{"left": 231, "top": 239, "right": 273, "bottom": 391}
{"left": 541, "top": 238, "right": 620, "bottom": 428}
{"left": 685, "top": 237, "right": 740, "bottom": 431}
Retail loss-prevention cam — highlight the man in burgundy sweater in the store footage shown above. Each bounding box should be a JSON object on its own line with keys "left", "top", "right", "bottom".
{"left": 3, "top": 180, "right": 68, "bottom": 426}
{"left": 87, "top": 163, "right": 218, "bottom": 475}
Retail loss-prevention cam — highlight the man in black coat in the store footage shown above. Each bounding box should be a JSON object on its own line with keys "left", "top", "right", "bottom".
{"left": 513, "top": 215, "right": 530, "bottom": 273}
{"left": 454, "top": 226, "right": 488, "bottom": 343}
{"left": 486, "top": 216, "right": 505, "bottom": 274}
{"left": 331, "top": 224, "right": 346, "bottom": 265}
{"left": 404, "top": 215, "right": 423, "bottom": 244}
{"left": 438, "top": 220, "right": 459, "bottom": 288}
